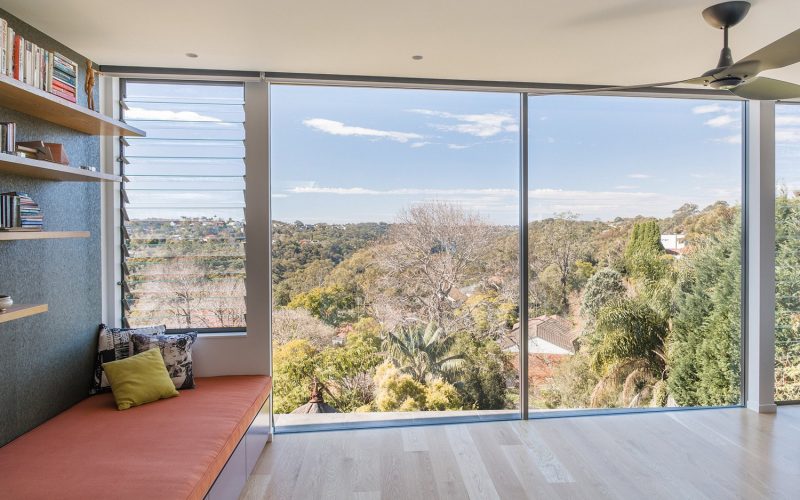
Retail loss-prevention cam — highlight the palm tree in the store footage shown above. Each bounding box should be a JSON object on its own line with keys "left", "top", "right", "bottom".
{"left": 588, "top": 297, "right": 668, "bottom": 407}
{"left": 383, "top": 322, "right": 466, "bottom": 383}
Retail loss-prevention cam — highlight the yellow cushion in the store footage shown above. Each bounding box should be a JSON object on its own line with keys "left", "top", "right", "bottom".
{"left": 102, "top": 348, "right": 179, "bottom": 410}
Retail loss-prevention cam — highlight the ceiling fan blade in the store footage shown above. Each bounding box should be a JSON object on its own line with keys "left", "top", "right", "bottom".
{"left": 730, "top": 77, "right": 800, "bottom": 100}
{"left": 725, "top": 27, "right": 800, "bottom": 77}
{"left": 529, "top": 78, "right": 701, "bottom": 96}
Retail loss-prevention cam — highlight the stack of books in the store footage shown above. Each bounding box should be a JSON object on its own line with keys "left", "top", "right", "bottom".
{"left": 49, "top": 53, "right": 78, "bottom": 102}
{"left": 0, "top": 17, "right": 79, "bottom": 103}
{"left": 0, "top": 192, "right": 42, "bottom": 231}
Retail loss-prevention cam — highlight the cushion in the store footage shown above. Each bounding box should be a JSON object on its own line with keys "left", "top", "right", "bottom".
{"left": 132, "top": 332, "right": 198, "bottom": 390}
{"left": 103, "top": 348, "right": 179, "bottom": 410}
{"left": 91, "top": 323, "right": 166, "bottom": 394}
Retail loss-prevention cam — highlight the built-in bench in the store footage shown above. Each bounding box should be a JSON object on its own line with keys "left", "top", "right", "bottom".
{"left": 0, "top": 375, "right": 272, "bottom": 500}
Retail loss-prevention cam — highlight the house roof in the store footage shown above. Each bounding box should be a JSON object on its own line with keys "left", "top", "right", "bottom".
{"left": 290, "top": 380, "right": 339, "bottom": 414}
{"left": 505, "top": 315, "right": 576, "bottom": 354}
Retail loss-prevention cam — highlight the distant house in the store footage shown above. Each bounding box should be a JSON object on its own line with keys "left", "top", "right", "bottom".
{"left": 661, "top": 234, "right": 688, "bottom": 257}
{"left": 503, "top": 315, "right": 577, "bottom": 389}
{"left": 503, "top": 315, "right": 576, "bottom": 355}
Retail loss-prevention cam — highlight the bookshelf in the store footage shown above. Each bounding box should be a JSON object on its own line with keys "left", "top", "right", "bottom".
{"left": 0, "top": 231, "right": 89, "bottom": 241}
{"left": 0, "top": 304, "right": 48, "bottom": 324}
{"left": 0, "top": 75, "right": 143, "bottom": 137}
{"left": 0, "top": 153, "right": 121, "bottom": 182}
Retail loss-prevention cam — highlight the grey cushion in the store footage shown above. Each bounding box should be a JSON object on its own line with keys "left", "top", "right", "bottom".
{"left": 91, "top": 324, "right": 166, "bottom": 394}
{"left": 132, "top": 332, "right": 198, "bottom": 390}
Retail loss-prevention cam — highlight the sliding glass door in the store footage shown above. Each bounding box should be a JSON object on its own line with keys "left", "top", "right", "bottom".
{"left": 526, "top": 95, "right": 744, "bottom": 412}
{"left": 270, "top": 85, "right": 521, "bottom": 429}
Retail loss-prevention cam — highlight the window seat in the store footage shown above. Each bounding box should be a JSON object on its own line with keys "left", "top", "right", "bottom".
{"left": 0, "top": 375, "right": 272, "bottom": 500}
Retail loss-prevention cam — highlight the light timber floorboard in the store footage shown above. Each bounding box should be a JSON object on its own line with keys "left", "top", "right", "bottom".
{"left": 243, "top": 406, "right": 800, "bottom": 499}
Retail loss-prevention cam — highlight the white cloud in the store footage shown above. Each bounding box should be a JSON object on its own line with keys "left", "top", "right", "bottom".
{"left": 302, "top": 118, "right": 423, "bottom": 143}
{"left": 614, "top": 185, "right": 638, "bottom": 190}
{"left": 776, "top": 115, "right": 800, "bottom": 126}
{"left": 704, "top": 114, "right": 738, "bottom": 128}
{"left": 289, "top": 185, "right": 517, "bottom": 197}
{"left": 713, "top": 134, "right": 742, "bottom": 144}
{"left": 272, "top": 193, "right": 289, "bottom": 198}
{"left": 692, "top": 104, "right": 737, "bottom": 115}
{"left": 777, "top": 129, "right": 800, "bottom": 143}
{"left": 407, "top": 109, "right": 518, "bottom": 137}
{"left": 125, "top": 107, "right": 221, "bottom": 122}
{"left": 410, "top": 141, "right": 432, "bottom": 148}
{"left": 628, "top": 173, "right": 651, "bottom": 179}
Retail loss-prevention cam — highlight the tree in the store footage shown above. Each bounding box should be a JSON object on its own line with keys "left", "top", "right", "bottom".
{"left": 376, "top": 202, "right": 492, "bottom": 331}
{"left": 581, "top": 267, "right": 626, "bottom": 322}
{"left": 775, "top": 192, "right": 800, "bottom": 400}
{"left": 452, "top": 331, "right": 513, "bottom": 410}
{"left": 383, "top": 322, "right": 466, "bottom": 383}
{"left": 589, "top": 296, "right": 668, "bottom": 407}
{"left": 271, "top": 308, "right": 336, "bottom": 348}
{"left": 287, "top": 284, "right": 357, "bottom": 326}
{"left": 272, "top": 339, "right": 319, "bottom": 413}
{"left": 668, "top": 214, "right": 741, "bottom": 406}
{"left": 624, "top": 220, "right": 667, "bottom": 281}
{"left": 528, "top": 213, "right": 594, "bottom": 315}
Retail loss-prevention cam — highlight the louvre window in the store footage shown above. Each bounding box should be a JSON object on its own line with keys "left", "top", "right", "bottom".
{"left": 120, "top": 81, "right": 246, "bottom": 331}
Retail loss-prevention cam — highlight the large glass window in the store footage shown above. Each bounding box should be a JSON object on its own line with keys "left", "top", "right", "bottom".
{"left": 527, "top": 95, "right": 743, "bottom": 411}
{"left": 775, "top": 102, "right": 800, "bottom": 402}
{"left": 120, "top": 81, "right": 246, "bottom": 331}
{"left": 270, "top": 85, "right": 520, "bottom": 428}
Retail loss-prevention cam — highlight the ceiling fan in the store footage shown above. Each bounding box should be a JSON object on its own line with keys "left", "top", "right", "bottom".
{"left": 541, "top": 1, "right": 800, "bottom": 100}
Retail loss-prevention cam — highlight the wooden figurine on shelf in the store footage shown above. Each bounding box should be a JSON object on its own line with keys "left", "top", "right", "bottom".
{"left": 85, "top": 59, "right": 98, "bottom": 111}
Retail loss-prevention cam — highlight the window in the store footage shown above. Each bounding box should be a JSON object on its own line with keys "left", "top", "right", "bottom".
{"left": 775, "top": 102, "right": 800, "bottom": 402}
{"left": 120, "top": 81, "right": 246, "bottom": 331}
{"left": 527, "top": 95, "right": 743, "bottom": 411}
{"left": 270, "top": 85, "right": 520, "bottom": 428}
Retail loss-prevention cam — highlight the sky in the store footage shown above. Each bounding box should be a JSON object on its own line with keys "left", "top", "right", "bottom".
{"left": 122, "top": 82, "right": 800, "bottom": 226}
{"left": 271, "top": 85, "right": 745, "bottom": 225}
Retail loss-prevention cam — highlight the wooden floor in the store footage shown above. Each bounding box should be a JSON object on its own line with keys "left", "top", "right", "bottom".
{"left": 242, "top": 406, "right": 800, "bottom": 499}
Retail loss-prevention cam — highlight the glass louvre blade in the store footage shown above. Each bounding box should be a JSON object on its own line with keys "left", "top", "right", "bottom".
{"left": 121, "top": 80, "right": 247, "bottom": 331}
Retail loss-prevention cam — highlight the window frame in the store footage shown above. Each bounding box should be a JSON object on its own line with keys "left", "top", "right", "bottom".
{"left": 118, "top": 78, "right": 248, "bottom": 334}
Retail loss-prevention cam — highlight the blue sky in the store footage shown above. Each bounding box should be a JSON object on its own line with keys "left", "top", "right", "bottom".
{"left": 123, "top": 82, "right": 800, "bottom": 225}
{"left": 271, "top": 85, "right": 745, "bottom": 225}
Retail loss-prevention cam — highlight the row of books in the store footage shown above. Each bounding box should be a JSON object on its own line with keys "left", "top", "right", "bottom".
{"left": 0, "top": 192, "right": 42, "bottom": 230}
{"left": 0, "top": 18, "right": 79, "bottom": 103}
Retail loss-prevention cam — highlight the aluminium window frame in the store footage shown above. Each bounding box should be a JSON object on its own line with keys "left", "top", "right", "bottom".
{"left": 108, "top": 68, "right": 772, "bottom": 427}
{"left": 118, "top": 78, "right": 248, "bottom": 334}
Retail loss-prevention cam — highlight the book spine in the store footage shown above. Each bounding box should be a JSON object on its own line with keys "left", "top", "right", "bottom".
{"left": 50, "top": 87, "right": 77, "bottom": 102}
{"left": 12, "top": 34, "right": 20, "bottom": 80}
{"left": 52, "top": 69, "right": 76, "bottom": 87}
{"left": 0, "top": 19, "right": 6, "bottom": 77}
{"left": 5, "top": 27, "right": 12, "bottom": 76}
{"left": 51, "top": 78, "right": 75, "bottom": 94}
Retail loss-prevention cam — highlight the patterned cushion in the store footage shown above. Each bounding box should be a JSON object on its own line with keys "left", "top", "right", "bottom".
{"left": 91, "top": 324, "right": 166, "bottom": 394}
{"left": 132, "top": 332, "right": 198, "bottom": 390}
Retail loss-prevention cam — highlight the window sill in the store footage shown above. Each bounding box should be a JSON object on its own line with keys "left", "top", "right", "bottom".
{"left": 197, "top": 331, "right": 248, "bottom": 339}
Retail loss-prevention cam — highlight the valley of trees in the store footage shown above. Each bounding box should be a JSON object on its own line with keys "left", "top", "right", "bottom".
{"left": 125, "top": 193, "right": 800, "bottom": 415}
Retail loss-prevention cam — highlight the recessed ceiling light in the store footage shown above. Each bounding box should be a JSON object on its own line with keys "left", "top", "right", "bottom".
{"left": 186, "top": 52, "right": 199, "bottom": 58}
{"left": 412, "top": 55, "right": 423, "bottom": 61}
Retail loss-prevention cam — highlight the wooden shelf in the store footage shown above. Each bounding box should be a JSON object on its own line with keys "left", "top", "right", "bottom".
{"left": 0, "top": 75, "right": 144, "bottom": 137}
{"left": 0, "top": 304, "right": 48, "bottom": 323}
{"left": 0, "top": 153, "right": 121, "bottom": 182}
{"left": 0, "top": 231, "right": 90, "bottom": 241}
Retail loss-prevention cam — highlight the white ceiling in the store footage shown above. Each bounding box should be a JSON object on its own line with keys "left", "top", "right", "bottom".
{"left": 3, "top": 0, "right": 800, "bottom": 87}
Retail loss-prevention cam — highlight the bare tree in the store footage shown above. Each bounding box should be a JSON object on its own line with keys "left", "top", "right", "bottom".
{"left": 375, "top": 202, "right": 492, "bottom": 332}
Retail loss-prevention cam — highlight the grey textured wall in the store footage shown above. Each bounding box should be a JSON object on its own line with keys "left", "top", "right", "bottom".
{"left": 0, "top": 9, "right": 101, "bottom": 447}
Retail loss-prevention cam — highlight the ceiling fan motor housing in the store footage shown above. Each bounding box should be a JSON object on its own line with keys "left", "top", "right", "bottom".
{"left": 709, "top": 76, "right": 743, "bottom": 90}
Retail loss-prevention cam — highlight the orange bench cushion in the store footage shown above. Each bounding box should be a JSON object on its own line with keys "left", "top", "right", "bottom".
{"left": 0, "top": 375, "right": 272, "bottom": 500}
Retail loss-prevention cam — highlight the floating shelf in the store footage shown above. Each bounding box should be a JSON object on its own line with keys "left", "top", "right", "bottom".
{"left": 0, "top": 75, "right": 144, "bottom": 137}
{"left": 0, "top": 304, "right": 48, "bottom": 324}
{"left": 0, "top": 231, "right": 90, "bottom": 241}
{"left": 0, "top": 153, "right": 121, "bottom": 182}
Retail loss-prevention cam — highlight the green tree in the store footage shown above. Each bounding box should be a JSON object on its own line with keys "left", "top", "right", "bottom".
{"left": 775, "top": 192, "right": 800, "bottom": 400}
{"left": 383, "top": 322, "right": 466, "bottom": 383}
{"left": 287, "top": 284, "right": 357, "bottom": 326}
{"left": 581, "top": 267, "right": 626, "bottom": 322}
{"left": 668, "top": 215, "right": 741, "bottom": 406}
{"left": 452, "top": 332, "right": 513, "bottom": 410}
{"left": 624, "top": 220, "right": 667, "bottom": 281}
{"left": 272, "top": 339, "right": 318, "bottom": 413}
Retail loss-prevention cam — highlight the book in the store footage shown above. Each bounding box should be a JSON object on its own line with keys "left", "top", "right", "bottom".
{"left": 49, "top": 87, "right": 76, "bottom": 102}
{"left": 0, "top": 19, "right": 6, "bottom": 76}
